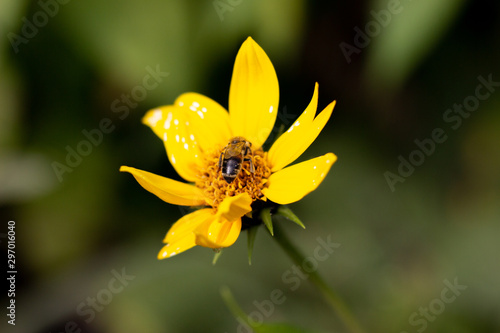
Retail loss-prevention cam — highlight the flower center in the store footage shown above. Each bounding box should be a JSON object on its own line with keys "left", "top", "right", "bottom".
{"left": 195, "top": 140, "right": 271, "bottom": 208}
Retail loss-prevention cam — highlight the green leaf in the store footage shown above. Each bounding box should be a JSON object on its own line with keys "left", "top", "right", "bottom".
{"left": 260, "top": 207, "right": 274, "bottom": 235}
{"left": 247, "top": 226, "right": 258, "bottom": 265}
{"left": 276, "top": 206, "right": 305, "bottom": 229}
{"left": 365, "top": 0, "right": 467, "bottom": 94}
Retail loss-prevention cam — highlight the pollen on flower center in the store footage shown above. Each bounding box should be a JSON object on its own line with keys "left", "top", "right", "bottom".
{"left": 195, "top": 141, "right": 271, "bottom": 208}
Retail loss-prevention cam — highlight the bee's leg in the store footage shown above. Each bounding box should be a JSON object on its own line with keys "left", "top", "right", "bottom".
{"left": 244, "top": 147, "right": 255, "bottom": 173}
{"left": 218, "top": 151, "right": 224, "bottom": 171}
{"left": 248, "top": 158, "right": 255, "bottom": 173}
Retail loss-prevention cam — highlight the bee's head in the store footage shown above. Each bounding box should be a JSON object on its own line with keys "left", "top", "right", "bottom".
{"left": 230, "top": 136, "right": 245, "bottom": 144}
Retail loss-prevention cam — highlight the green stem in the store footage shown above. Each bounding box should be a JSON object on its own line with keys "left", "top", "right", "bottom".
{"left": 220, "top": 286, "right": 253, "bottom": 328}
{"left": 272, "top": 224, "right": 365, "bottom": 333}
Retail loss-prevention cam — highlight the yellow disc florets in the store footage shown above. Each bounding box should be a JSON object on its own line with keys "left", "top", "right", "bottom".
{"left": 195, "top": 140, "right": 271, "bottom": 209}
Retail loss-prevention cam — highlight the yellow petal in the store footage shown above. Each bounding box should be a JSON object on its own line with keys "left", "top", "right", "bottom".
{"left": 267, "top": 83, "right": 318, "bottom": 170}
{"left": 120, "top": 166, "right": 206, "bottom": 206}
{"left": 268, "top": 84, "right": 336, "bottom": 172}
{"left": 195, "top": 217, "right": 242, "bottom": 249}
{"left": 262, "top": 153, "right": 337, "bottom": 205}
{"left": 216, "top": 192, "right": 253, "bottom": 222}
{"left": 143, "top": 106, "right": 201, "bottom": 182}
{"left": 158, "top": 208, "right": 214, "bottom": 259}
{"left": 194, "top": 193, "right": 251, "bottom": 249}
{"left": 163, "top": 208, "right": 213, "bottom": 244}
{"left": 158, "top": 237, "right": 196, "bottom": 259}
{"left": 173, "top": 93, "right": 233, "bottom": 153}
{"left": 229, "top": 37, "right": 279, "bottom": 149}
{"left": 143, "top": 107, "right": 170, "bottom": 139}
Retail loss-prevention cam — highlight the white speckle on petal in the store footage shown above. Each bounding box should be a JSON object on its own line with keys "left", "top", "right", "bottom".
{"left": 148, "top": 109, "right": 163, "bottom": 126}
{"left": 320, "top": 172, "right": 325, "bottom": 178}
{"left": 175, "top": 135, "right": 180, "bottom": 142}
{"left": 174, "top": 119, "right": 179, "bottom": 126}
{"left": 269, "top": 106, "right": 274, "bottom": 113}
{"left": 313, "top": 166, "right": 317, "bottom": 170}
{"left": 164, "top": 112, "right": 173, "bottom": 129}
{"left": 189, "top": 105, "right": 197, "bottom": 111}
{"left": 163, "top": 133, "right": 168, "bottom": 141}
{"left": 163, "top": 251, "right": 167, "bottom": 257}
{"left": 169, "top": 252, "right": 177, "bottom": 257}
{"left": 176, "top": 247, "right": 180, "bottom": 251}
{"left": 185, "top": 121, "right": 189, "bottom": 126}
{"left": 201, "top": 107, "right": 207, "bottom": 112}
{"left": 178, "top": 101, "right": 184, "bottom": 107}
{"left": 193, "top": 102, "right": 200, "bottom": 108}
{"left": 209, "top": 232, "right": 212, "bottom": 236}
{"left": 197, "top": 110, "right": 204, "bottom": 119}
{"left": 182, "top": 137, "right": 185, "bottom": 143}
{"left": 287, "top": 120, "right": 300, "bottom": 133}
{"left": 184, "top": 143, "right": 189, "bottom": 150}
{"left": 190, "top": 134, "right": 195, "bottom": 141}
{"left": 171, "top": 154, "right": 176, "bottom": 164}
{"left": 326, "top": 159, "right": 331, "bottom": 164}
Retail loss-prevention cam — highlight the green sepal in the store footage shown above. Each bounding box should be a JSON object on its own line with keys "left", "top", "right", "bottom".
{"left": 212, "top": 248, "right": 223, "bottom": 265}
{"left": 260, "top": 207, "right": 274, "bottom": 235}
{"left": 247, "top": 226, "right": 258, "bottom": 265}
{"left": 276, "top": 206, "right": 305, "bottom": 229}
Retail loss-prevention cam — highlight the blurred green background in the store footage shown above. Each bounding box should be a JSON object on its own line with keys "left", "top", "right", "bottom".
{"left": 1, "top": 0, "right": 499, "bottom": 332}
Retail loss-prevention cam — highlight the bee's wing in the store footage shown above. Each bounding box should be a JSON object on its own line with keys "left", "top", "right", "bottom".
{"left": 226, "top": 142, "right": 245, "bottom": 157}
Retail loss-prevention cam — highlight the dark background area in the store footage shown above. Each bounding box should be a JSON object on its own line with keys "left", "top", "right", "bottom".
{"left": 1, "top": 0, "right": 499, "bottom": 332}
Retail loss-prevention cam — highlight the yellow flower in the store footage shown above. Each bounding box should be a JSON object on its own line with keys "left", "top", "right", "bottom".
{"left": 120, "top": 37, "right": 337, "bottom": 259}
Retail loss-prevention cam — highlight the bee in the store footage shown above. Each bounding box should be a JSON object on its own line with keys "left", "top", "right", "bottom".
{"left": 218, "top": 137, "right": 254, "bottom": 183}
